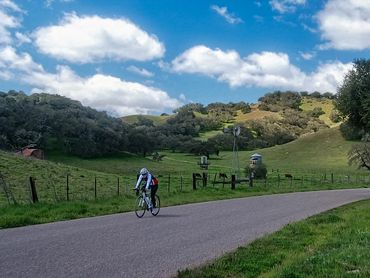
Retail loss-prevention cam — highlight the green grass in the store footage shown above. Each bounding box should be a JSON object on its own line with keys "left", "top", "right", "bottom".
{"left": 2, "top": 126, "right": 363, "bottom": 205}
{"left": 46, "top": 127, "right": 363, "bottom": 177}
{"left": 1, "top": 180, "right": 368, "bottom": 229}
{"left": 0, "top": 197, "right": 134, "bottom": 228}
{"left": 300, "top": 97, "right": 337, "bottom": 127}
{"left": 177, "top": 198, "right": 370, "bottom": 278}
{"left": 0, "top": 150, "right": 124, "bottom": 205}
{"left": 1, "top": 126, "right": 368, "bottom": 228}
{"left": 121, "top": 114, "right": 171, "bottom": 125}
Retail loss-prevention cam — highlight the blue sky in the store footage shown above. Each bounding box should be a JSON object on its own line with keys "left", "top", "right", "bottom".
{"left": 0, "top": 0, "right": 369, "bottom": 116}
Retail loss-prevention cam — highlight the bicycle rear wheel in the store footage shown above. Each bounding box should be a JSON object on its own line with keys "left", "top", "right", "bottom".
{"left": 135, "top": 196, "right": 146, "bottom": 218}
{"left": 150, "top": 195, "right": 160, "bottom": 216}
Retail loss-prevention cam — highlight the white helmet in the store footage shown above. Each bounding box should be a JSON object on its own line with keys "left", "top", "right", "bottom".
{"left": 140, "top": 168, "right": 148, "bottom": 175}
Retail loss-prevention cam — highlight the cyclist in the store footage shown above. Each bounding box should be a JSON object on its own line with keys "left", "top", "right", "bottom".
{"left": 135, "top": 168, "right": 159, "bottom": 209}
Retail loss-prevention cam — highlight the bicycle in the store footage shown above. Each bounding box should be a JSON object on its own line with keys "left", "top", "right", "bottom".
{"left": 134, "top": 186, "right": 160, "bottom": 218}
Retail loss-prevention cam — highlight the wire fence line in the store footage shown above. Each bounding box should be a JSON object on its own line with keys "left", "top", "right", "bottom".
{"left": 0, "top": 170, "right": 369, "bottom": 206}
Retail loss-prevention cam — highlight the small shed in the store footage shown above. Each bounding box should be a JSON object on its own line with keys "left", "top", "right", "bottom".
{"left": 17, "top": 148, "right": 44, "bottom": 160}
{"left": 197, "top": 155, "right": 209, "bottom": 170}
{"left": 250, "top": 153, "right": 262, "bottom": 165}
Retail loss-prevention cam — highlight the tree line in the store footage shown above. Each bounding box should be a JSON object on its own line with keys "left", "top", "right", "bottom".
{"left": 335, "top": 59, "right": 370, "bottom": 171}
{"left": 0, "top": 89, "right": 333, "bottom": 158}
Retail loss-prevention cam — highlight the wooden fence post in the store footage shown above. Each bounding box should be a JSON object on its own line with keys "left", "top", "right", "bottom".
{"left": 202, "top": 172, "right": 207, "bottom": 187}
{"left": 277, "top": 174, "right": 280, "bottom": 187}
{"left": 29, "top": 177, "right": 38, "bottom": 203}
{"left": 94, "top": 176, "right": 97, "bottom": 200}
{"left": 66, "top": 174, "right": 70, "bottom": 201}
{"left": 180, "top": 175, "right": 183, "bottom": 192}
{"left": 231, "top": 175, "right": 236, "bottom": 190}
{"left": 168, "top": 174, "right": 171, "bottom": 193}
{"left": 117, "top": 177, "right": 120, "bottom": 196}
{"left": 192, "top": 173, "right": 197, "bottom": 190}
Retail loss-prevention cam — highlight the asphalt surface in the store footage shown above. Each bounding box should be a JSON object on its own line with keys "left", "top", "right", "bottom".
{"left": 1, "top": 188, "right": 370, "bottom": 278}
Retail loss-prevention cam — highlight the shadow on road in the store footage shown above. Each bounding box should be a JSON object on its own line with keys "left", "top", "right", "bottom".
{"left": 154, "top": 214, "right": 184, "bottom": 218}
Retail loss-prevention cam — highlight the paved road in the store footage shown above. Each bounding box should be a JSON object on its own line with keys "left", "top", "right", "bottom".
{"left": 1, "top": 189, "right": 370, "bottom": 278}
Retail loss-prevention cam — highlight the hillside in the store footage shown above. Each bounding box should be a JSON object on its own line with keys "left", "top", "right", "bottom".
{"left": 300, "top": 97, "right": 337, "bottom": 126}
{"left": 46, "top": 126, "right": 363, "bottom": 177}
{"left": 121, "top": 114, "right": 171, "bottom": 125}
{"left": 1, "top": 126, "right": 365, "bottom": 208}
{"left": 0, "top": 151, "right": 122, "bottom": 205}
{"left": 221, "top": 127, "right": 360, "bottom": 174}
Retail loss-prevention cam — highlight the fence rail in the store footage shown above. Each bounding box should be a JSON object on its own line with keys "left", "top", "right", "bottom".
{"left": 0, "top": 170, "right": 369, "bottom": 206}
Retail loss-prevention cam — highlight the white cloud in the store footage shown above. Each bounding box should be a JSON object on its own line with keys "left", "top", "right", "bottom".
{"left": 126, "top": 65, "right": 154, "bottom": 77}
{"left": 299, "top": 51, "right": 316, "bottom": 60}
{"left": 44, "top": 0, "right": 54, "bottom": 7}
{"left": 171, "top": 45, "right": 352, "bottom": 93}
{"left": 33, "top": 13, "right": 165, "bottom": 63}
{"left": 0, "top": 46, "right": 43, "bottom": 72}
{"left": 270, "top": 0, "right": 306, "bottom": 13}
{"left": 317, "top": 0, "right": 370, "bottom": 50}
{"left": 254, "top": 15, "right": 264, "bottom": 23}
{"left": 0, "top": 47, "right": 181, "bottom": 116}
{"left": 45, "top": 0, "right": 75, "bottom": 8}
{"left": 0, "top": 3, "right": 22, "bottom": 44}
{"left": 0, "top": 0, "right": 23, "bottom": 12}
{"left": 302, "top": 23, "right": 317, "bottom": 33}
{"left": 211, "top": 5, "right": 243, "bottom": 24}
{"left": 255, "top": 1, "right": 262, "bottom": 8}
{"left": 179, "top": 94, "right": 186, "bottom": 101}
{"left": 303, "top": 61, "right": 353, "bottom": 92}
{"left": 15, "top": 32, "right": 31, "bottom": 45}
{"left": 27, "top": 68, "right": 181, "bottom": 116}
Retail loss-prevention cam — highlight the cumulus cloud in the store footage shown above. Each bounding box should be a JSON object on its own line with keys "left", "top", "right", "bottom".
{"left": 0, "top": 46, "right": 44, "bottom": 72}
{"left": 317, "top": 0, "right": 370, "bottom": 50}
{"left": 211, "top": 5, "right": 243, "bottom": 24}
{"left": 270, "top": 0, "right": 306, "bottom": 13}
{"left": 171, "top": 45, "right": 352, "bottom": 92}
{"left": 0, "top": 1, "right": 22, "bottom": 45}
{"left": 126, "top": 65, "right": 154, "bottom": 77}
{"left": 15, "top": 32, "right": 31, "bottom": 45}
{"left": 33, "top": 13, "right": 165, "bottom": 63}
{"left": 302, "top": 61, "right": 352, "bottom": 92}
{"left": 299, "top": 51, "right": 316, "bottom": 60}
{"left": 0, "top": 47, "right": 181, "bottom": 116}
{"left": 0, "top": 0, "right": 23, "bottom": 12}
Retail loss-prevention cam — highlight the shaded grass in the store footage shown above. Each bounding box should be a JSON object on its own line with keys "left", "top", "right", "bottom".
{"left": 177, "top": 198, "right": 370, "bottom": 278}
{"left": 46, "top": 127, "right": 364, "bottom": 177}
{"left": 0, "top": 196, "right": 135, "bottom": 228}
{"left": 1, "top": 179, "right": 368, "bottom": 229}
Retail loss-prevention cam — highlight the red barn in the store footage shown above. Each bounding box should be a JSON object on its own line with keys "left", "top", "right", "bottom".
{"left": 17, "top": 148, "right": 44, "bottom": 159}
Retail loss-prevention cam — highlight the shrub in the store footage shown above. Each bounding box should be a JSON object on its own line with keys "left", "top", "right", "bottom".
{"left": 329, "top": 110, "right": 341, "bottom": 123}
{"left": 339, "top": 121, "right": 363, "bottom": 140}
{"left": 246, "top": 163, "right": 267, "bottom": 179}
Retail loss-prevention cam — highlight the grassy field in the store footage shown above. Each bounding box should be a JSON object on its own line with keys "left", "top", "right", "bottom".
{"left": 178, "top": 198, "right": 370, "bottom": 277}
{"left": 1, "top": 179, "right": 368, "bottom": 229}
{"left": 1, "top": 126, "right": 368, "bottom": 228}
{"left": 300, "top": 97, "right": 337, "bottom": 127}
{"left": 47, "top": 127, "right": 364, "bottom": 177}
{"left": 121, "top": 114, "right": 171, "bottom": 125}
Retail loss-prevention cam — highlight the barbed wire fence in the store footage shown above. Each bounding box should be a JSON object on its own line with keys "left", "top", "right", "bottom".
{"left": 0, "top": 169, "right": 369, "bottom": 206}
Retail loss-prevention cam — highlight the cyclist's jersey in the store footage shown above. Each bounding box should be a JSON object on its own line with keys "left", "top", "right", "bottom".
{"left": 135, "top": 172, "right": 159, "bottom": 190}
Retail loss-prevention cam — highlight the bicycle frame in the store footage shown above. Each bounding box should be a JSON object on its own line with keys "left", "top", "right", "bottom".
{"left": 134, "top": 186, "right": 160, "bottom": 218}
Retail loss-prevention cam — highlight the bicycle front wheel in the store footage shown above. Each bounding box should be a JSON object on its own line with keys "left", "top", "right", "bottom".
{"left": 135, "top": 196, "right": 146, "bottom": 218}
{"left": 150, "top": 195, "right": 160, "bottom": 216}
